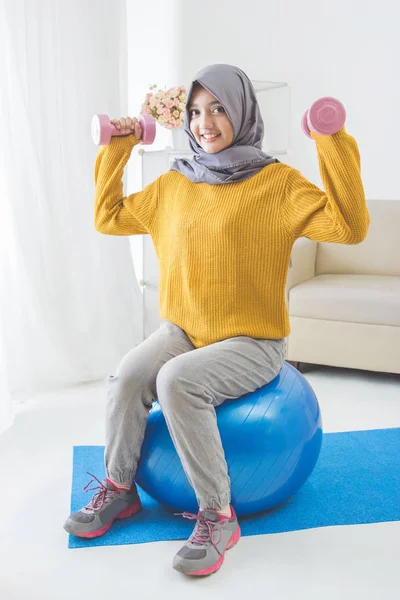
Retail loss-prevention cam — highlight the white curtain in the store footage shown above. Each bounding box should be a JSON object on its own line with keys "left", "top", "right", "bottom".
{"left": 0, "top": 0, "right": 144, "bottom": 434}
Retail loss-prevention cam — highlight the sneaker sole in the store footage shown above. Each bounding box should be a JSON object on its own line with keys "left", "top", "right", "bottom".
{"left": 65, "top": 500, "right": 142, "bottom": 539}
{"left": 174, "top": 523, "right": 241, "bottom": 577}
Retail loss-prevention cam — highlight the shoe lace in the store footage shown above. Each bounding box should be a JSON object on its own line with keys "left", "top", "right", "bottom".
{"left": 83, "top": 472, "right": 114, "bottom": 511}
{"left": 177, "top": 512, "right": 222, "bottom": 547}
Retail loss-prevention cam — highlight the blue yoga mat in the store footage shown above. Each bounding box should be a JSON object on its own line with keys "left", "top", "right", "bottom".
{"left": 68, "top": 428, "right": 400, "bottom": 549}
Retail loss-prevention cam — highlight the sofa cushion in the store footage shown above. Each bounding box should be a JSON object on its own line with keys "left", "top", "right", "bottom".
{"left": 315, "top": 200, "right": 400, "bottom": 277}
{"left": 289, "top": 274, "right": 400, "bottom": 326}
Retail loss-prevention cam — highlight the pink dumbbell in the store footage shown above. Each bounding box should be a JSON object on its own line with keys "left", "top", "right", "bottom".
{"left": 91, "top": 114, "right": 156, "bottom": 146}
{"left": 301, "top": 97, "right": 346, "bottom": 138}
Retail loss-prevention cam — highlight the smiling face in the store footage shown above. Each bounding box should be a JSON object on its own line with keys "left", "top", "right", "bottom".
{"left": 188, "top": 84, "right": 235, "bottom": 154}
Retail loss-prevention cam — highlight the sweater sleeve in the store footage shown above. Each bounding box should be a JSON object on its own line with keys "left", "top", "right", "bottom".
{"left": 280, "top": 128, "right": 370, "bottom": 244}
{"left": 94, "top": 134, "right": 158, "bottom": 236}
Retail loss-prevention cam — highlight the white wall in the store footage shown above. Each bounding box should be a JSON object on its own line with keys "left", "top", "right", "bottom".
{"left": 128, "top": 0, "right": 400, "bottom": 200}
{"left": 178, "top": 0, "right": 400, "bottom": 199}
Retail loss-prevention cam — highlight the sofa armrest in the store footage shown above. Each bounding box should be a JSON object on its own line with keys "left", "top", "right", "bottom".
{"left": 285, "top": 238, "right": 317, "bottom": 302}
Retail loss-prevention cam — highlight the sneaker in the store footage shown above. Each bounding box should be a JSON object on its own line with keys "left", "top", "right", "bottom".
{"left": 63, "top": 472, "right": 141, "bottom": 539}
{"left": 173, "top": 506, "right": 241, "bottom": 576}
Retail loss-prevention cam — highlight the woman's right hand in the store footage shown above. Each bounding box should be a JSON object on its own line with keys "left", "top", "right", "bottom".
{"left": 110, "top": 117, "right": 142, "bottom": 140}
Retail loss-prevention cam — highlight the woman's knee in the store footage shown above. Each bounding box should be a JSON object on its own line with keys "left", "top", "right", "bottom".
{"left": 107, "top": 371, "right": 136, "bottom": 397}
{"left": 107, "top": 352, "right": 154, "bottom": 408}
{"left": 156, "top": 357, "right": 187, "bottom": 410}
{"left": 156, "top": 355, "right": 207, "bottom": 412}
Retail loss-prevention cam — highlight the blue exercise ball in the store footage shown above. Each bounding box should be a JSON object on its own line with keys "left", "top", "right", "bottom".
{"left": 136, "top": 362, "right": 322, "bottom": 517}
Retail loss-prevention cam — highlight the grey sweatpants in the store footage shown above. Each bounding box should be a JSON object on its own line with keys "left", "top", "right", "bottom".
{"left": 105, "top": 320, "right": 286, "bottom": 510}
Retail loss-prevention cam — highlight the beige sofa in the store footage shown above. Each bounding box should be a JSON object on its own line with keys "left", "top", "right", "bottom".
{"left": 285, "top": 200, "right": 400, "bottom": 374}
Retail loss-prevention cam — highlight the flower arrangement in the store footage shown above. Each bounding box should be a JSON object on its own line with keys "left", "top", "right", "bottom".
{"left": 141, "top": 84, "right": 187, "bottom": 129}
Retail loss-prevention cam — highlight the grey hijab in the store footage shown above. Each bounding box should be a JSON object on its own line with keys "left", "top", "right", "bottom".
{"left": 170, "top": 64, "right": 278, "bottom": 184}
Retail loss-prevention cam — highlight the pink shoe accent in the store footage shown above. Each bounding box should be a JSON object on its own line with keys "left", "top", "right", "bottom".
{"left": 105, "top": 478, "right": 132, "bottom": 491}
{"left": 75, "top": 500, "right": 142, "bottom": 539}
{"left": 187, "top": 524, "right": 241, "bottom": 576}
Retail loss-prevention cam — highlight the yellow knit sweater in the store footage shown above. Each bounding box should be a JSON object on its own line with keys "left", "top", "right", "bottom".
{"left": 94, "top": 129, "right": 370, "bottom": 348}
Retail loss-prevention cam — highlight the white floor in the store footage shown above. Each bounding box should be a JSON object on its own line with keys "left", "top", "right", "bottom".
{"left": 1, "top": 364, "right": 400, "bottom": 600}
